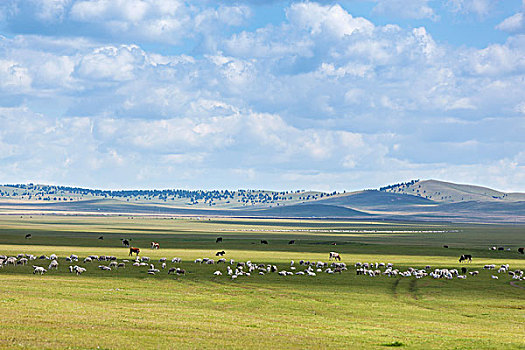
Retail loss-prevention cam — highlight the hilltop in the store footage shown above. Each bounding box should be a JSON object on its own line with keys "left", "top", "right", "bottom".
{"left": 379, "top": 179, "right": 525, "bottom": 203}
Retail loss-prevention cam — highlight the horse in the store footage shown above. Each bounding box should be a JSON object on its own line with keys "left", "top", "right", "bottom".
{"left": 329, "top": 252, "right": 341, "bottom": 261}
{"left": 459, "top": 254, "right": 472, "bottom": 263}
{"left": 129, "top": 247, "right": 140, "bottom": 256}
{"left": 151, "top": 242, "right": 160, "bottom": 250}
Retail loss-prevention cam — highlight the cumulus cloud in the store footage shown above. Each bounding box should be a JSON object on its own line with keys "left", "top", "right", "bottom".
{"left": 496, "top": 12, "right": 525, "bottom": 33}
{"left": 0, "top": 1, "right": 524, "bottom": 190}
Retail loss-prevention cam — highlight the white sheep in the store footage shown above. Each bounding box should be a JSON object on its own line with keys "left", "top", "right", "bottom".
{"left": 48, "top": 260, "right": 59, "bottom": 270}
{"left": 33, "top": 266, "right": 46, "bottom": 275}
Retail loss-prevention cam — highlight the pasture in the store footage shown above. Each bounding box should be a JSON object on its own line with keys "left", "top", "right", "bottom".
{"left": 0, "top": 215, "right": 523, "bottom": 349}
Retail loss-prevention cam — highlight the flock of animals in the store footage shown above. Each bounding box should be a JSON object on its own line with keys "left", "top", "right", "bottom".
{"left": 1, "top": 236, "right": 523, "bottom": 283}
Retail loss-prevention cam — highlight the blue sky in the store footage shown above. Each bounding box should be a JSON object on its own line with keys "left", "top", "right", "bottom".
{"left": 0, "top": 0, "right": 524, "bottom": 192}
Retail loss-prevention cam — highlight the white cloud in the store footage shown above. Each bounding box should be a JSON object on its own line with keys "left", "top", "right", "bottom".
{"left": 447, "top": 0, "right": 497, "bottom": 17}
{"left": 373, "top": 0, "right": 438, "bottom": 20}
{"left": 286, "top": 3, "right": 374, "bottom": 37}
{"left": 496, "top": 12, "right": 525, "bottom": 33}
{"left": 32, "top": 0, "right": 71, "bottom": 22}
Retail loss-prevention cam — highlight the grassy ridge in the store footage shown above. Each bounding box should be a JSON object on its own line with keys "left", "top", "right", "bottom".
{"left": 0, "top": 215, "right": 524, "bottom": 349}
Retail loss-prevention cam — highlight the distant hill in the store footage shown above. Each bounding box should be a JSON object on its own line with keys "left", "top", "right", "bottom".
{"left": 380, "top": 179, "right": 525, "bottom": 203}
{"left": 316, "top": 190, "right": 435, "bottom": 208}
{"left": 1, "top": 180, "right": 525, "bottom": 223}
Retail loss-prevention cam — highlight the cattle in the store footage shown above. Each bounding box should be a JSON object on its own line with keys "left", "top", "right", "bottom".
{"left": 459, "top": 254, "right": 472, "bottom": 263}
{"left": 443, "top": 245, "right": 448, "bottom": 248}
{"left": 25, "top": 234, "right": 32, "bottom": 239}
{"left": 518, "top": 247, "right": 524, "bottom": 254}
{"left": 216, "top": 237, "right": 223, "bottom": 243}
{"left": 329, "top": 252, "right": 341, "bottom": 261}
{"left": 98, "top": 236, "right": 103, "bottom": 240}
{"left": 121, "top": 239, "right": 130, "bottom": 247}
{"left": 215, "top": 251, "right": 226, "bottom": 257}
{"left": 151, "top": 242, "right": 160, "bottom": 250}
{"left": 261, "top": 240, "right": 268, "bottom": 245}
{"left": 498, "top": 247, "right": 504, "bottom": 251}
{"left": 129, "top": 247, "right": 140, "bottom": 256}
{"left": 288, "top": 240, "right": 295, "bottom": 245}
{"left": 461, "top": 267, "right": 467, "bottom": 274}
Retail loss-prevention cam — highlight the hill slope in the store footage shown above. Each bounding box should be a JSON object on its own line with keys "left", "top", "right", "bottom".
{"left": 316, "top": 190, "right": 435, "bottom": 209}
{"left": 380, "top": 179, "right": 525, "bottom": 203}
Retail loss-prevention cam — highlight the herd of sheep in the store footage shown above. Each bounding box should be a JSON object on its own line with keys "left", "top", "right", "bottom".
{"left": 0, "top": 252, "right": 522, "bottom": 282}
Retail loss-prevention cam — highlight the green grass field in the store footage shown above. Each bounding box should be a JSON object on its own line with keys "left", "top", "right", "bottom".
{"left": 0, "top": 215, "right": 524, "bottom": 349}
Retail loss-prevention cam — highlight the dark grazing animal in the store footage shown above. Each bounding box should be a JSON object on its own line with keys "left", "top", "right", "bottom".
{"left": 216, "top": 237, "right": 223, "bottom": 243}
{"left": 288, "top": 240, "right": 295, "bottom": 245}
{"left": 129, "top": 247, "right": 140, "bottom": 256}
{"left": 518, "top": 247, "right": 524, "bottom": 254}
{"left": 121, "top": 239, "right": 130, "bottom": 247}
{"left": 216, "top": 251, "right": 226, "bottom": 256}
{"left": 151, "top": 241, "right": 160, "bottom": 249}
{"left": 443, "top": 245, "right": 448, "bottom": 248}
{"left": 461, "top": 267, "right": 467, "bottom": 274}
{"left": 25, "top": 234, "right": 32, "bottom": 239}
{"left": 459, "top": 254, "right": 472, "bottom": 263}
{"left": 261, "top": 240, "right": 268, "bottom": 244}
{"left": 98, "top": 236, "right": 104, "bottom": 240}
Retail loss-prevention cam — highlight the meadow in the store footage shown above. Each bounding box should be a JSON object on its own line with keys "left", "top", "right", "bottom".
{"left": 0, "top": 215, "right": 523, "bottom": 349}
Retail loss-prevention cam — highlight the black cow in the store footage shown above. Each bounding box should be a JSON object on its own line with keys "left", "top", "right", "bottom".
{"left": 461, "top": 267, "right": 467, "bottom": 274}
{"left": 98, "top": 236, "right": 104, "bottom": 240}
{"left": 216, "top": 251, "right": 226, "bottom": 256}
{"left": 459, "top": 254, "right": 472, "bottom": 263}
{"left": 443, "top": 245, "right": 448, "bottom": 248}
{"left": 518, "top": 247, "right": 524, "bottom": 254}
{"left": 121, "top": 239, "right": 130, "bottom": 247}
{"left": 288, "top": 240, "right": 295, "bottom": 245}
{"left": 25, "top": 234, "right": 32, "bottom": 239}
{"left": 216, "top": 237, "right": 223, "bottom": 243}
{"left": 261, "top": 240, "right": 268, "bottom": 244}
{"left": 498, "top": 247, "right": 504, "bottom": 251}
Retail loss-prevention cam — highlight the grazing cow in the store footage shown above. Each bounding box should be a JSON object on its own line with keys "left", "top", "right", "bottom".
{"left": 261, "top": 240, "right": 268, "bottom": 245}
{"left": 443, "top": 245, "right": 448, "bottom": 248}
{"left": 461, "top": 267, "right": 467, "bottom": 274}
{"left": 121, "top": 239, "right": 130, "bottom": 247}
{"left": 129, "top": 247, "right": 140, "bottom": 256}
{"left": 329, "top": 252, "right": 341, "bottom": 261}
{"left": 459, "top": 254, "right": 472, "bottom": 263}
{"left": 216, "top": 251, "right": 226, "bottom": 257}
{"left": 98, "top": 236, "right": 104, "bottom": 240}
{"left": 151, "top": 242, "right": 160, "bottom": 250}
{"left": 25, "top": 234, "right": 32, "bottom": 239}
{"left": 288, "top": 240, "right": 295, "bottom": 245}
{"left": 518, "top": 247, "right": 524, "bottom": 254}
{"left": 216, "top": 237, "right": 223, "bottom": 243}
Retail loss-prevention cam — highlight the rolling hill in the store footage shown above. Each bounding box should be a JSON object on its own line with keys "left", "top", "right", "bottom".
{"left": 1, "top": 180, "right": 525, "bottom": 223}
{"left": 380, "top": 179, "right": 525, "bottom": 203}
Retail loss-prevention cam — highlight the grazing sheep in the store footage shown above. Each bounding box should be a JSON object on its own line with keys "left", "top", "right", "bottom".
{"left": 161, "top": 263, "right": 166, "bottom": 269}
{"left": 168, "top": 267, "right": 176, "bottom": 274}
{"left": 213, "top": 271, "right": 222, "bottom": 276}
{"left": 83, "top": 257, "right": 92, "bottom": 263}
{"left": 48, "top": 260, "right": 59, "bottom": 270}
{"left": 118, "top": 263, "right": 125, "bottom": 268}
{"left": 32, "top": 266, "right": 46, "bottom": 275}
{"left": 171, "top": 257, "right": 182, "bottom": 263}
{"left": 491, "top": 275, "right": 499, "bottom": 279}
{"left": 215, "top": 251, "right": 226, "bottom": 256}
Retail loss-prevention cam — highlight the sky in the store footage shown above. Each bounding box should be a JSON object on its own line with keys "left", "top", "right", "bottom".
{"left": 0, "top": 0, "right": 524, "bottom": 192}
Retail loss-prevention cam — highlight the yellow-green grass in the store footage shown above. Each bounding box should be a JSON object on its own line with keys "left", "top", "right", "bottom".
{"left": 0, "top": 215, "right": 524, "bottom": 349}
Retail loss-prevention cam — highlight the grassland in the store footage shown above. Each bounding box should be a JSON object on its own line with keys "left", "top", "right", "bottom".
{"left": 0, "top": 215, "right": 524, "bottom": 349}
